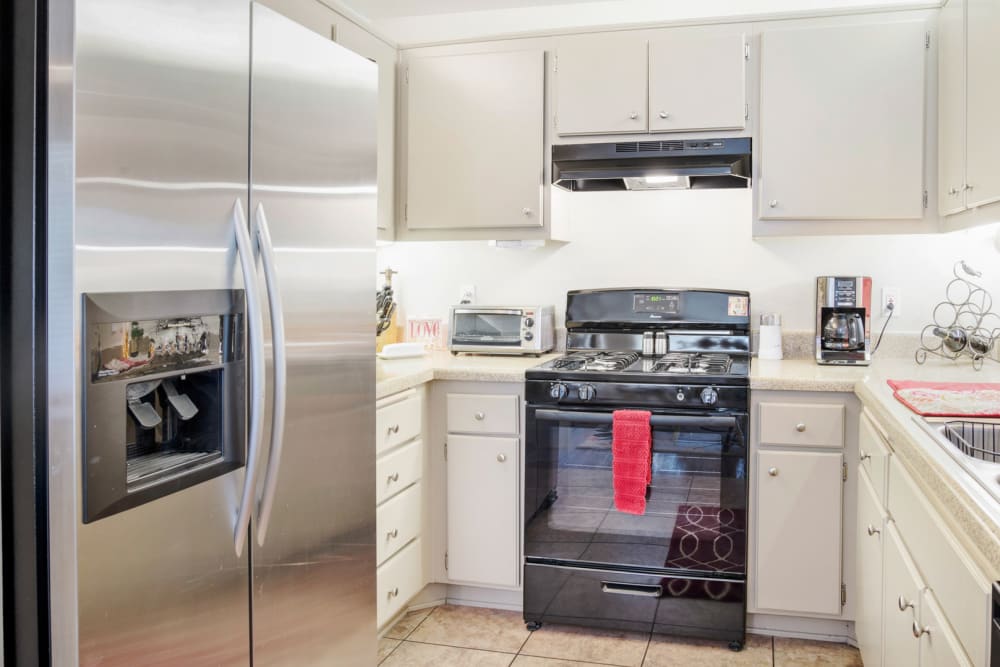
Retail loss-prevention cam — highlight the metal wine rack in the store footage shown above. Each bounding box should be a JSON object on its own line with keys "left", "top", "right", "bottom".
{"left": 916, "top": 261, "right": 1000, "bottom": 370}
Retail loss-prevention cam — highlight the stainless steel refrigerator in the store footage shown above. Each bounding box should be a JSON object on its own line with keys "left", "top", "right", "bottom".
{"left": 46, "top": 0, "right": 377, "bottom": 664}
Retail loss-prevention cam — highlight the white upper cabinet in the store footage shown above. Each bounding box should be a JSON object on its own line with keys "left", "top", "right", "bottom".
{"left": 404, "top": 50, "right": 545, "bottom": 230}
{"left": 555, "top": 35, "right": 648, "bottom": 135}
{"left": 965, "top": 0, "right": 1000, "bottom": 210}
{"left": 938, "top": 0, "right": 967, "bottom": 216}
{"left": 648, "top": 26, "right": 747, "bottom": 133}
{"left": 758, "top": 20, "right": 927, "bottom": 221}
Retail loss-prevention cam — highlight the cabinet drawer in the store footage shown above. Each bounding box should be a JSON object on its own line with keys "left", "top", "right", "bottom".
{"left": 759, "top": 402, "right": 844, "bottom": 448}
{"left": 377, "top": 538, "right": 422, "bottom": 628}
{"left": 376, "top": 390, "right": 422, "bottom": 455}
{"left": 376, "top": 439, "right": 422, "bottom": 505}
{"left": 859, "top": 411, "right": 891, "bottom": 504}
{"left": 376, "top": 481, "right": 422, "bottom": 566}
{"left": 888, "top": 458, "right": 990, "bottom": 667}
{"left": 447, "top": 393, "right": 518, "bottom": 435}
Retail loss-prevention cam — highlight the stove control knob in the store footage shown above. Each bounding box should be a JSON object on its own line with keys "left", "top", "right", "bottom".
{"left": 578, "top": 384, "right": 597, "bottom": 401}
{"left": 549, "top": 383, "right": 568, "bottom": 400}
{"left": 700, "top": 387, "right": 719, "bottom": 406}
{"left": 676, "top": 390, "right": 686, "bottom": 402}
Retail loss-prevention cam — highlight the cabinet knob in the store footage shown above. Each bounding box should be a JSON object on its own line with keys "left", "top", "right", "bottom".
{"left": 387, "top": 472, "right": 400, "bottom": 483}
{"left": 965, "top": 184, "right": 974, "bottom": 191}
{"left": 522, "top": 207, "right": 532, "bottom": 216}
{"left": 387, "top": 528, "right": 399, "bottom": 539}
{"left": 867, "top": 524, "right": 880, "bottom": 537}
{"left": 948, "top": 187, "right": 960, "bottom": 196}
{"left": 658, "top": 111, "right": 669, "bottom": 119}
{"left": 388, "top": 424, "right": 400, "bottom": 435}
{"left": 795, "top": 423, "right": 806, "bottom": 433}
{"left": 769, "top": 200, "right": 779, "bottom": 208}
{"left": 898, "top": 595, "right": 914, "bottom": 612}
{"left": 912, "top": 620, "right": 930, "bottom": 638}
{"left": 497, "top": 453, "right": 507, "bottom": 463}
{"left": 388, "top": 587, "right": 400, "bottom": 599}
{"left": 629, "top": 111, "right": 639, "bottom": 120}
{"left": 474, "top": 411, "right": 486, "bottom": 421}
{"left": 860, "top": 450, "right": 871, "bottom": 462}
{"left": 768, "top": 467, "right": 778, "bottom": 476}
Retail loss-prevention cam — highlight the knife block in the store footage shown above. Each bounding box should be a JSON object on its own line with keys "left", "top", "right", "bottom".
{"left": 376, "top": 310, "right": 398, "bottom": 353}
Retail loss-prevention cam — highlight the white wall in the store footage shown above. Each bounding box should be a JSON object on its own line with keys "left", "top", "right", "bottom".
{"left": 377, "top": 189, "right": 1000, "bottom": 333}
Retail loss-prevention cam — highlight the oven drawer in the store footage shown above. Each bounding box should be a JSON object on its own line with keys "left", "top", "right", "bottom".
{"left": 524, "top": 562, "right": 745, "bottom": 641}
{"left": 759, "top": 402, "right": 845, "bottom": 448}
{"left": 447, "top": 394, "right": 519, "bottom": 435}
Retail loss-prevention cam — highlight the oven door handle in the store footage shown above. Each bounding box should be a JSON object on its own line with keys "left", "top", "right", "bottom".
{"left": 533, "top": 409, "right": 737, "bottom": 430}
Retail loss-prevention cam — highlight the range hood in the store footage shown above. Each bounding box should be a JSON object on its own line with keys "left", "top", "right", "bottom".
{"left": 552, "top": 137, "right": 751, "bottom": 191}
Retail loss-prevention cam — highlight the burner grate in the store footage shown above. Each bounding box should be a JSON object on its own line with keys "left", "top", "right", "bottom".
{"left": 652, "top": 352, "right": 733, "bottom": 375}
{"left": 552, "top": 351, "right": 641, "bottom": 372}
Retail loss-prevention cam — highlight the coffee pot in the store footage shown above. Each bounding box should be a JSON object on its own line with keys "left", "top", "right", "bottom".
{"left": 816, "top": 276, "right": 872, "bottom": 365}
{"left": 822, "top": 311, "right": 865, "bottom": 351}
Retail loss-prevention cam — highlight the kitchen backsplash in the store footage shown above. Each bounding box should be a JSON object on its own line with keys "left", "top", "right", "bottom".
{"left": 378, "top": 189, "right": 1000, "bottom": 338}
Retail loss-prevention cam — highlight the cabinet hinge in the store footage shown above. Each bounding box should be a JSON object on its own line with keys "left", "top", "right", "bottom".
{"left": 404, "top": 203, "right": 408, "bottom": 221}
{"left": 553, "top": 114, "right": 558, "bottom": 130}
{"left": 445, "top": 551, "right": 449, "bottom": 570}
{"left": 553, "top": 54, "right": 558, "bottom": 73}
{"left": 842, "top": 462, "right": 847, "bottom": 482}
{"left": 923, "top": 190, "right": 929, "bottom": 209}
{"left": 925, "top": 31, "right": 931, "bottom": 49}
{"left": 444, "top": 440, "right": 447, "bottom": 460}
{"left": 841, "top": 584, "right": 847, "bottom": 606}
{"left": 744, "top": 42, "right": 750, "bottom": 60}
{"left": 405, "top": 67, "right": 409, "bottom": 84}
{"left": 744, "top": 103, "right": 749, "bottom": 121}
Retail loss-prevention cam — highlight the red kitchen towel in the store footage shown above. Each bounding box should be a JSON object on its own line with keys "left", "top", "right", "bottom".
{"left": 612, "top": 410, "right": 652, "bottom": 515}
{"left": 887, "top": 380, "right": 1000, "bottom": 417}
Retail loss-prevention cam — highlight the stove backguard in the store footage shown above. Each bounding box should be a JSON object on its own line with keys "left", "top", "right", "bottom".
{"left": 82, "top": 290, "right": 245, "bottom": 522}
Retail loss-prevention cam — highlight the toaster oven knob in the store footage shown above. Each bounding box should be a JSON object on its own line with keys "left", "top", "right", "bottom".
{"left": 524, "top": 331, "right": 534, "bottom": 341}
{"left": 525, "top": 317, "right": 535, "bottom": 327}
{"left": 700, "top": 387, "right": 719, "bottom": 406}
{"left": 578, "top": 384, "right": 597, "bottom": 401}
{"left": 549, "top": 383, "right": 568, "bottom": 400}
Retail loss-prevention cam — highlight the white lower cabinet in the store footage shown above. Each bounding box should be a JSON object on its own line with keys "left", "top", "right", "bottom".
{"left": 755, "top": 449, "right": 844, "bottom": 615}
{"left": 377, "top": 538, "right": 424, "bottom": 627}
{"left": 446, "top": 433, "right": 519, "bottom": 587}
{"left": 856, "top": 469, "right": 886, "bottom": 667}
{"left": 882, "top": 523, "right": 924, "bottom": 667}
{"left": 919, "top": 588, "right": 974, "bottom": 667}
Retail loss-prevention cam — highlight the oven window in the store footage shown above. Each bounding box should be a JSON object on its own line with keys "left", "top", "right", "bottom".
{"left": 525, "top": 411, "right": 748, "bottom": 575}
{"left": 452, "top": 312, "right": 521, "bottom": 344}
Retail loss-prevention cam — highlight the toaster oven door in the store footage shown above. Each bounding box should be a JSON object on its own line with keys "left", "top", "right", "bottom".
{"left": 451, "top": 308, "right": 524, "bottom": 347}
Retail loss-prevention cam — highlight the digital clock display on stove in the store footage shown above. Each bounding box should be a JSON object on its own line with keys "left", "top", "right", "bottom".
{"left": 633, "top": 293, "right": 680, "bottom": 314}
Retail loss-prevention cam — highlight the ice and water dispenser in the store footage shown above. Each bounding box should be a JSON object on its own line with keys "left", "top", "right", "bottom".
{"left": 83, "top": 290, "right": 246, "bottom": 522}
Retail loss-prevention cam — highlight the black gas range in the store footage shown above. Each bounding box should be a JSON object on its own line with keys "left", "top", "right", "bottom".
{"left": 523, "top": 288, "right": 751, "bottom": 651}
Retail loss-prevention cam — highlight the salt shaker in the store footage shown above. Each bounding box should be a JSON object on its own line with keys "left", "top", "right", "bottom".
{"left": 758, "top": 313, "right": 783, "bottom": 360}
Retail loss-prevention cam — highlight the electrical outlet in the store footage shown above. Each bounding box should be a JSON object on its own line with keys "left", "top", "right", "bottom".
{"left": 459, "top": 284, "right": 476, "bottom": 304}
{"left": 881, "top": 287, "right": 900, "bottom": 316}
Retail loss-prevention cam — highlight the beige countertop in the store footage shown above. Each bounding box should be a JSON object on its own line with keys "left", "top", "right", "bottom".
{"left": 376, "top": 351, "right": 560, "bottom": 400}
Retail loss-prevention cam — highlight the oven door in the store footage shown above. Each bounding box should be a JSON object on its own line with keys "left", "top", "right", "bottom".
{"left": 525, "top": 407, "right": 748, "bottom": 577}
{"left": 450, "top": 308, "right": 523, "bottom": 348}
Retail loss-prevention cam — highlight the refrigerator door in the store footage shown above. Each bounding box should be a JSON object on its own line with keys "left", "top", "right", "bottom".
{"left": 72, "top": 0, "right": 252, "bottom": 664}
{"left": 249, "top": 4, "right": 377, "bottom": 665}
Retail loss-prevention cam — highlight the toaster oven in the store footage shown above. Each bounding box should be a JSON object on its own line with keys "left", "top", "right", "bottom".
{"left": 448, "top": 306, "right": 555, "bottom": 355}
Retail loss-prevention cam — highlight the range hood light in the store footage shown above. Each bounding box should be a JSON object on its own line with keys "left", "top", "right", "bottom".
{"left": 644, "top": 175, "right": 680, "bottom": 184}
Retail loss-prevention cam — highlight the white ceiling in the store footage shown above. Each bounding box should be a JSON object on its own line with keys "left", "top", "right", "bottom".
{"left": 338, "top": 0, "right": 936, "bottom": 46}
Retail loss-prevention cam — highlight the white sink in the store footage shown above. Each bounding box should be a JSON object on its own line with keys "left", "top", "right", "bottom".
{"left": 916, "top": 417, "right": 1000, "bottom": 504}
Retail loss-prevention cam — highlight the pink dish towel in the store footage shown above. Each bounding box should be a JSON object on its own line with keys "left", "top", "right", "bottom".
{"left": 887, "top": 379, "right": 1000, "bottom": 417}
{"left": 612, "top": 410, "right": 652, "bottom": 515}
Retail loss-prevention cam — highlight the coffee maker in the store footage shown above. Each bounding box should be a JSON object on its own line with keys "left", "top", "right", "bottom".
{"left": 816, "top": 276, "right": 873, "bottom": 365}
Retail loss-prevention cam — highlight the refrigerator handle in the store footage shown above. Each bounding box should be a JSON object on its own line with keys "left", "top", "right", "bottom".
{"left": 253, "top": 202, "right": 287, "bottom": 546}
{"left": 232, "top": 198, "right": 267, "bottom": 557}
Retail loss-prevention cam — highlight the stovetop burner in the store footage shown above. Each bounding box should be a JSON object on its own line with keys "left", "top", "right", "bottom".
{"left": 551, "top": 351, "right": 641, "bottom": 372}
{"left": 651, "top": 352, "right": 733, "bottom": 375}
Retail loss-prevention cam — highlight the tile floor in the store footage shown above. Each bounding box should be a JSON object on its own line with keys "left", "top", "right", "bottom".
{"left": 379, "top": 605, "right": 863, "bottom": 666}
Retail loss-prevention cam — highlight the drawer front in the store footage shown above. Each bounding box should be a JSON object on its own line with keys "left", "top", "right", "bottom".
{"left": 376, "top": 482, "right": 422, "bottom": 566}
{"left": 447, "top": 393, "right": 519, "bottom": 435}
{"left": 377, "top": 538, "right": 422, "bottom": 628}
{"left": 888, "top": 458, "right": 990, "bottom": 667}
{"left": 759, "top": 402, "right": 845, "bottom": 448}
{"left": 376, "top": 439, "right": 422, "bottom": 505}
{"left": 376, "top": 391, "right": 422, "bottom": 455}
{"left": 859, "top": 410, "right": 891, "bottom": 504}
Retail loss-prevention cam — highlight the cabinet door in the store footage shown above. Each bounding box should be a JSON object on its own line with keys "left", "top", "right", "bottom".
{"left": 759, "top": 21, "right": 926, "bottom": 220}
{"left": 938, "top": 0, "right": 967, "bottom": 215}
{"left": 966, "top": 0, "right": 1000, "bottom": 209}
{"left": 919, "top": 589, "right": 973, "bottom": 667}
{"left": 555, "top": 35, "right": 648, "bottom": 135}
{"left": 405, "top": 50, "right": 544, "bottom": 230}
{"left": 882, "top": 523, "right": 923, "bottom": 667}
{"left": 446, "top": 434, "right": 519, "bottom": 587}
{"left": 856, "top": 470, "right": 887, "bottom": 667}
{"left": 755, "top": 450, "right": 843, "bottom": 615}
{"left": 649, "top": 26, "right": 746, "bottom": 132}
